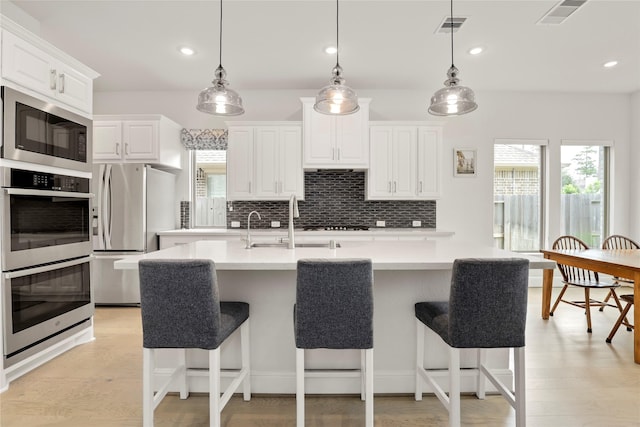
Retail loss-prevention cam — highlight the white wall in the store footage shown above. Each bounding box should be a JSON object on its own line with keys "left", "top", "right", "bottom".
{"left": 94, "top": 89, "right": 632, "bottom": 246}
{"left": 631, "top": 91, "right": 640, "bottom": 239}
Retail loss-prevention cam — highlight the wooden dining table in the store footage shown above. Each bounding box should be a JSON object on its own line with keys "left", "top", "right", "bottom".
{"left": 540, "top": 248, "right": 640, "bottom": 364}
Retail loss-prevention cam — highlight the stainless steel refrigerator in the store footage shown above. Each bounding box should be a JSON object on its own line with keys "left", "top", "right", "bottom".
{"left": 92, "top": 164, "right": 176, "bottom": 304}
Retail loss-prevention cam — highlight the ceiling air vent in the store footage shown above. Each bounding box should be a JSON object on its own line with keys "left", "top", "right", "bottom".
{"left": 538, "top": 0, "right": 588, "bottom": 25}
{"left": 435, "top": 16, "right": 467, "bottom": 34}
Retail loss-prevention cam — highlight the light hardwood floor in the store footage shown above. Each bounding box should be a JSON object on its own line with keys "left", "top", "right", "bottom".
{"left": 1, "top": 288, "right": 639, "bottom": 427}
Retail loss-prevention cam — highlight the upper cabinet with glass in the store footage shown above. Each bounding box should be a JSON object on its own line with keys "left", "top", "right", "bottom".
{"left": 300, "top": 97, "right": 371, "bottom": 169}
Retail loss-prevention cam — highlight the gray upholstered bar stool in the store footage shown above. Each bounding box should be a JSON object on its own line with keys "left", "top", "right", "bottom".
{"left": 294, "top": 259, "right": 374, "bottom": 427}
{"left": 415, "top": 258, "right": 530, "bottom": 427}
{"left": 138, "top": 259, "right": 250, "bottom": 427}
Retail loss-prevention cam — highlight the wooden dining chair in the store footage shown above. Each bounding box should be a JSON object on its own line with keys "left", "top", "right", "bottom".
{"left": 600, "top": 235, "right": 639, "bottom": 337}
{"left": 550, "top": 236, "right": 623, "bottom": 333}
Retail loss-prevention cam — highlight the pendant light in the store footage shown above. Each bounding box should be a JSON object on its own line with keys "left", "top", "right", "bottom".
{"left": 196, "top": 0, "right": 244, "bottom": 116}
{"left": 428, "top": 0, "right": 477, "bottom": 116}
{"left": 314, "top": 0, "right": 359, "bottom": 115}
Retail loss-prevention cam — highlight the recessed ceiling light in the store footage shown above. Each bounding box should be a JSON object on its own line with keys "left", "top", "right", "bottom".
{"left": 603, "top": 60, "right": 618, "bottom": 68}
{"left": 324, "top": 46, "right": 337, "bottom": 55}
{"left": 468, "top": 47, "right": 483, "bottom": 55}
{"left": 179, "top": 46, "right": 195, "bottom": 56}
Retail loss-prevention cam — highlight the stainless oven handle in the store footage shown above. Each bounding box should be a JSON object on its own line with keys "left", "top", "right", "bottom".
{"left": 4, "top": 255, "right": 94, "bottom": 279}
{"left": 5, "top": 188, "right": 94, "bottom": 198}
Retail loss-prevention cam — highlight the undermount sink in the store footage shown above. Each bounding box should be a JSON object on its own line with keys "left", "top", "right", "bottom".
{"left": 250, "top": 242, "right": 287, "bottom": 248}
{"left": 296, "top": 242, "right": 341, "bottom": 248}
{"left": 250, "top": 242, "right": 340, "bottom": 249}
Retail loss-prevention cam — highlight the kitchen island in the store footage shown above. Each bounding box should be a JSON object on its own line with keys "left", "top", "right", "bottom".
{"left": 115, "top": 239, "right": 555, "bottom": 394}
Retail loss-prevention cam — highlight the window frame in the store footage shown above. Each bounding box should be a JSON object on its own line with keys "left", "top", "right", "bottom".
{"left": 493, "top": 138, "right": 548, "bottom": 253}
{"left": 559, "top": 139, "right": 612, "bottom": 247}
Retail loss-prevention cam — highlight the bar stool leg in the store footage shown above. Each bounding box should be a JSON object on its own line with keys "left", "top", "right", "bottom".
{"left": 209, "top": 348, "right": 221, "bottom": 427}
{"left": 142, "top": 348, "right": 154, "bottom": 427}
{"left": 365, "top": 348, "right": 374, "bottom": 427}
{"left": 449, "top": 347, "right": 461, "bottom": 427}
{"left": 241, "top": 321, "right": 251, "bottom": 401}
{"left": 360, "top": 350, "right": 366, "bottom": 401}
{"left": 178, "top": 349, "right": 189, "bottom": 399}
{"left": 514, "top": 347, "right": 526, "bottom": 427}
{"left": 415, "top": 318, "right": 424, "bottom": 401}
{"left": 476, "top": 349, "right": 486, "bottom": 400}
{"left": 296, "top": 348, "right": 305, "bottom": 427}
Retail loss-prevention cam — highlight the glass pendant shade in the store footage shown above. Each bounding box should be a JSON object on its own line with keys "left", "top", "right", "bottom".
{"left": 314, "top": 64, "right": 359, "bottom": 115}
{"left": 197, "top": 65, "right": 244, "bottom": 116}
{"left": 196, "top": 0, "right": 244, "bottom": 116}
{"left": 428, "top": 66, "right": 477, "bottom": 116}
{"left": 428, "top": 0, "right": 477, "bottom": 117}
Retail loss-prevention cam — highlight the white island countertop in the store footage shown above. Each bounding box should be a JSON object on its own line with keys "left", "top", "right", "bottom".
{"left": 115, "top": 239, "right": 554, "bottom": 271}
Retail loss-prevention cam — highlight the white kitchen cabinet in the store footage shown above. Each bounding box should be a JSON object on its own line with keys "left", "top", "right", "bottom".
{"left": 227, "top": 122, "right": 304, "bottom": 201}
{"left": 300, "top": 97, "right": 371, "bottom": 169}
{"left": 93, "top": 115, "right": 183, "bottom": 169}
{"left": 1, "top": 24, "right": 97, "bottom": 115}
{"left": 367, "top": 123, "right": 442, "bottom": 200}
{"left": 368, "top": 126, "right": 418, "bottom": 199}
{"left": 416, "top": 126, "right": 443, "bottom": 199}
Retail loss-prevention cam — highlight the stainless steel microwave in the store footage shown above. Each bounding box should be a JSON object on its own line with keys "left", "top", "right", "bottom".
{"left": 1, "top": 86, "right": 92, "bottom": 172}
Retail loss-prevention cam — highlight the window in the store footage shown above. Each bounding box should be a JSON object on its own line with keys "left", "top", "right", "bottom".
{"left": 560, "top": 142, "right": 610, "bottom": 247}
{"left": 493, "top": 140, "right": 546, "bottom": 252}
{"left": 193, "top": 150, "right": 227, "bottom": 227}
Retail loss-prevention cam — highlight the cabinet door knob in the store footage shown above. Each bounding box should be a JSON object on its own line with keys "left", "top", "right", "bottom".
{"left": 419, "top": 181, "right": 423, "bottom": 193}
{"left": 388, "top": 181, "right": 392, "bottom": 193}
{"left": 115, "top": 143, "right": 120, "bottom": 156}
{"left": 58, "top": 74, "right": 65, "bottom": 93}
{"left": 393, "top": 181, "right": 397, "bottom": 193}
{"left": 125, "top": 143, "right": 129, "bottom": 155}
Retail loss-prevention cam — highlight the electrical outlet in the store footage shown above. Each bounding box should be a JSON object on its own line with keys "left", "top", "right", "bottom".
{"left": 376, "top": 220, "right": 386, "bottom": 227}
{"left": 412, "top": 220, "right": 422, "bottom": 227}
{"left": 231, "top": 221, "right": 241, "bottom": 228}
{"left": 271, "top": 221, "right": 280, "bottom": 228}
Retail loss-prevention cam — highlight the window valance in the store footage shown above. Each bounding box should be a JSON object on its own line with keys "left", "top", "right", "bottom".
{"left": 180, "top": 128, "right": 228, "bottom": 150}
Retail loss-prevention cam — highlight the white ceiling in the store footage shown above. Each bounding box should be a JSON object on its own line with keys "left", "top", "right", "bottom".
{"left": 7, "top": 0, "right": 640, "bottom": 94}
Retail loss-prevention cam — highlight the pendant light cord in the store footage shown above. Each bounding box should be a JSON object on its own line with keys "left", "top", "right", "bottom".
{"left": 450, "top": 0, "right": 454, "bottom": 67}
{"left": 219, "top": 0, "right": 223, "bottom": 68}
{"left": 336, "top": 0, "right": 340, "bottom": 66}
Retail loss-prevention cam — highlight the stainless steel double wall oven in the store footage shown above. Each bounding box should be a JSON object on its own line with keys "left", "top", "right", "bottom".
{"left": 1, "top": 86, "right": 94, "bottom": 365}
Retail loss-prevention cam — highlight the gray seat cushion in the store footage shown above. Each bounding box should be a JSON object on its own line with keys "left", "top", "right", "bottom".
{"left": 416, "top": 258, "right": 529, "bottom": 349}
{"left": 139, "top": 259, "right": 249, "bottom": 350}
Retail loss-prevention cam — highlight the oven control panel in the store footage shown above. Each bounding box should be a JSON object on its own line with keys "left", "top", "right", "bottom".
{"left": 10, "top": 168, "right": 90, "bottom": 192}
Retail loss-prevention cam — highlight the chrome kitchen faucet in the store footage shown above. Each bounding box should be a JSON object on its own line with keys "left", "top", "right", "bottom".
{"left": 246, "top": 211, "right": 261, "bottom": 249}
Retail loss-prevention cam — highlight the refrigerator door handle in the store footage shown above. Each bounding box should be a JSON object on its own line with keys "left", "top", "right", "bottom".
{"left": 103, "top": 164, "right": 113, "bottom": 250}
{"left": 96, "top": 165, "right": 106, "bottom": 250}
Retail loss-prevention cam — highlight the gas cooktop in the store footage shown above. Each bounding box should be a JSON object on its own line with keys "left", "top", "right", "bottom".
{"left": 302, "top": 225, "right": 370, "bottom": 231}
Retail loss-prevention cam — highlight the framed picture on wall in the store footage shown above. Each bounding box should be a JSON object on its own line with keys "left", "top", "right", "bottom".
{"left": 454, "top": 148, "right": 477, "bottom": 177}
